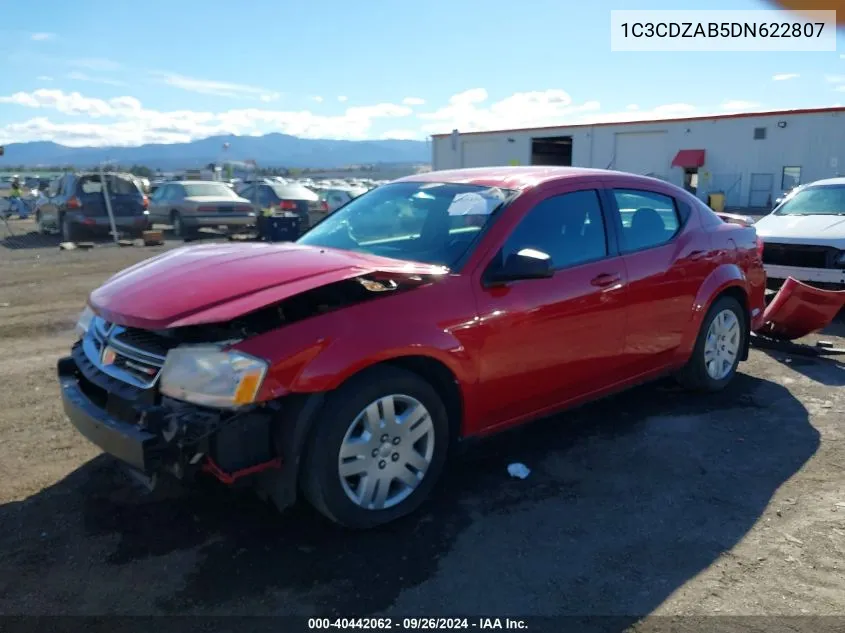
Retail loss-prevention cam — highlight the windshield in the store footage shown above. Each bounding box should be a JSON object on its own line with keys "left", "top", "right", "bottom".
{"left": 774, "top": 185, "right": 845, "bottom": 216}
{"left": 182, "top": 182, "right": 236, "bottom": 197}
{"left": 297, "top": 181, "right": 512, "bottom": 268}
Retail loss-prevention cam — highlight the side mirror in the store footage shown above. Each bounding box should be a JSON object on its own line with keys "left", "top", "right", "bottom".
{"left": 487, "top": 249, "right": 554, "bottom": 285}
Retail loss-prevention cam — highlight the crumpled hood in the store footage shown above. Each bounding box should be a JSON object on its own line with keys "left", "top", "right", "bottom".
{"left": 89, "top": 242, "right": 447, "bottom": 330}
{"left": 755, "top": 213, "right": 845, "bottom": 247}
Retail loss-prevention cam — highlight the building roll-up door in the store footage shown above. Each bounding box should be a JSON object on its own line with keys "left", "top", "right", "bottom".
{"left": 611, "top": 131, "right": 669, "bottom": 181}
{"left": 461, "top": 139, "right": 500, "bottom": 168}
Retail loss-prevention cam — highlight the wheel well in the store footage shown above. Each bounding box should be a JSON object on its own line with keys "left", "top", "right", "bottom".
{"left": 382, "top": 356, "right": 464, "bottom": 442}
{"left": 713, "top": 285, "right": 751, "bottom": 360}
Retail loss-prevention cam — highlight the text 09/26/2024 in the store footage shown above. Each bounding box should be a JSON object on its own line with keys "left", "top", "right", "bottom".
{"left": 307, "top": 618, "right": 528, "bottom": 630}
{"left": 610, "top": 9, "right": 837, "bottom": 51}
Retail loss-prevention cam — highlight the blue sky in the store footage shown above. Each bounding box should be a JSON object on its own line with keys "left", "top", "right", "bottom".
{"left": 0, "top": 0, "right": 843, "bottom": 147}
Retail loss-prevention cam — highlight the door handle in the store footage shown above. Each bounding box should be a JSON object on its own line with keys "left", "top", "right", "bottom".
{"left": 688, "top": 250, "right": 707, "bottom": 260}
{"left": 590, "top": 273, "right": 621, "bottom": 288}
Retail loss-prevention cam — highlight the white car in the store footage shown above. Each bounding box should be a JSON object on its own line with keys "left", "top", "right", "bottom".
{"left": 754, "top": 177, "right": 845, "bottom": 289}
{"left": 321, "top": 187, "right": 369, "bottom": 212}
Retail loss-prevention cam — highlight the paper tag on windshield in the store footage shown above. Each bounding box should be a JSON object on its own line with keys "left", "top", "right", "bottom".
{"left": 447, "top": 191, "right": 500, "bottom": 216}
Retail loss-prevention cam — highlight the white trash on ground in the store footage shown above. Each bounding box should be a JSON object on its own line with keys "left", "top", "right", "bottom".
{"left": 507, "top": 463, "right": 531, "bottom": 479}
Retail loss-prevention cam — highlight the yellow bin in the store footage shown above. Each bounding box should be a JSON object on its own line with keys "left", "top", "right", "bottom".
{"left": 707, "top": 192, "right": 726, "bottom": 213}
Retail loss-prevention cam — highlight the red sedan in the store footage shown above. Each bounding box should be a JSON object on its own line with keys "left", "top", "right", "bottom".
{"left": 59, "top": 167, "right": 767, "bottom": 528}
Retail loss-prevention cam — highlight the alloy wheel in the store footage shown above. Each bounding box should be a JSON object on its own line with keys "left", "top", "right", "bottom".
{"left": 703, "top": 308, "right": 741, "bottom": 380}
{"left": 337, "top": 394, "right": 435, "bottom": 511}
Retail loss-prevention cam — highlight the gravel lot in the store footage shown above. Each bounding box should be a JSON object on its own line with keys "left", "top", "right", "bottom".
{"left": 1, "top": 217, "right": 844, "bottom": 626}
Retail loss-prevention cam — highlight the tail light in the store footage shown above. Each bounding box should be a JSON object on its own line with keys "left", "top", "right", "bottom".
{"left": 67, "top": 196, "right": 82, "bottom": 209}
{"left": 279, "top": 200, "right": 298, "bottom": 210}
{"left": 320, "top": 200, "right": 329, "bottom": 212}
{"left": 81, "top": 217, "right": 96, "bottom": 226}
{"left": 196, "top": 206, "right": 217, "bottom": 213}
{"left": 142, "top": 195, "right": 149, "bottom": 210}
{"left": 756, "top": 235, "right": 765, "bottom": 259}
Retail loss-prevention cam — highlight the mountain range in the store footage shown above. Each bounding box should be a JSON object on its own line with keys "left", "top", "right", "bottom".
{"left": 0, "top": 133, "right": 431, "bottom": 170}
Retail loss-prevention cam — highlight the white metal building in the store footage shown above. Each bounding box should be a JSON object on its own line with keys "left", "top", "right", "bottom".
{"left": 430, "top": 106, "right": 845, "bottom": 210}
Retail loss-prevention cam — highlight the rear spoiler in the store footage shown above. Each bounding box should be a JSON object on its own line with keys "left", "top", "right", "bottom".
{"left": 714, "top": 211, "right": 754, "bottom": 227}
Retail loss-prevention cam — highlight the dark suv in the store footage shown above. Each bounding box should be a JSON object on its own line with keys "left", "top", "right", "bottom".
{"left": 36, "top": 172, "right": 150, "bottom": 241}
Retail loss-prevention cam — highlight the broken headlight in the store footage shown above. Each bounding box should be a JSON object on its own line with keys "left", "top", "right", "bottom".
{"left": 75, "top": 305, "right": 95, "bottom": 339}
{"left": 159, "top": 345, "right": 268, "bottom": 409}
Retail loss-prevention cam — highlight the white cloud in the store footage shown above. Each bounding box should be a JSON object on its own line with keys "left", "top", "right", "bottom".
{"left": 68, "top": 58, "right": 121, "bottom": 72}
{"left": 31, "top": 32, "right": 55, "bottom": 41}
{"left": 0, "top": 88, "right": 415, "bottom": 147}
{"left": 772, "top": 73, "right": 799, "bottom": 81}
{"left": 416, "top": 89, "right": 764, "bottom": 133}
{"left": 721, "top": 100, "right": 761, "bottom": 111}
{"left": 67, "top": 71, "right": 127, "bottom": 87}
{"left": 37, "top": 76, "right": 53, "bottom": 82}
{"left": 338, "top": 96, "right": 348, "bottom": 102}
{"left": 824, "top": 74, "right": 845, "bottom": 83}
{"left": 313, "top": 96, "right": 324, "bottom": 103}
{"left": 402, "top": 97, "right": 425, "bottom": 106}
{"left": 150, "top": 71, "right": 279, "bottom": 100}
{"left": 418, "top": 88, "right": 601, "bottom": 133}
{"left": 380, "top": 129, "right": 424, "bottom": 141}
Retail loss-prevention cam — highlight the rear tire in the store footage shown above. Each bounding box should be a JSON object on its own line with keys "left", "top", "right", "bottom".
{"left": 61, "top": 215, "right": 80, "bottom": 242}
{"left": 677, "top": 295, "right": 746, "bottom": 392}
{"left": 170, "top": 211, "right": 185, "bottom": 238}
{"left": 301, "top": 366, "right": 450, "bottom": 529}
{"left": 35, "top": 212, "right": 47, "bottom": 235}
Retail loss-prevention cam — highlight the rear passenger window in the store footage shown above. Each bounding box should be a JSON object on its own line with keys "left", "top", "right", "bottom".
{"left": 500, "top": 189, "right": 608, "bottom": 270}
{"left": 612, "top": 189, "right": 680, "bottom": 252}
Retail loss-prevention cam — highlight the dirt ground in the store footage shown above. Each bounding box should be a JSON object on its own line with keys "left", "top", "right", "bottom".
{"left": 1, "top": 216, "right": 844, "bottom": 625}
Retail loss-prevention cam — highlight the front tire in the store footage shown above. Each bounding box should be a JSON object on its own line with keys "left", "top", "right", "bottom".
{"left": 301, "top": 366, "right": 450, "bottom": 529}
{"left": 677, "top": 295, "right": 746, "bottom": 392}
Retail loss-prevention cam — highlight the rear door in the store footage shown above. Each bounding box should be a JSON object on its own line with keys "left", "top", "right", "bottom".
{"left": 606, "top": 184, "right": 711, "bottom": 374}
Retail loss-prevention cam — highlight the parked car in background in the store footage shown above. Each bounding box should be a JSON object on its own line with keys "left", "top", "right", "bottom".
{"left": 755, "top": 177, "right": 845, "bottom": 290}
{"left": 147, "top": 180, "right": 254, "bottom": 238}
{"left": 36, "top": 172, "right": 150, "bottom": 241}
{"left": 238, "top": 181, "right": 328, "bottom": 230}
{"left": 60, "top": 167, "right": 766, "bottom": 530}
{"left": 320, "top": 186, "right": 370, "bottom": 212}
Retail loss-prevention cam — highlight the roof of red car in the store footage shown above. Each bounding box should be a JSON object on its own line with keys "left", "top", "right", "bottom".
{"left": 393, "top": 166, "right": 614, "bottom": 190}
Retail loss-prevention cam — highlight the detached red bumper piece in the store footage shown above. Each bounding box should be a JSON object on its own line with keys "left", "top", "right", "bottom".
{"left": 755, "top": 277, "right": 845, "bottom": 341}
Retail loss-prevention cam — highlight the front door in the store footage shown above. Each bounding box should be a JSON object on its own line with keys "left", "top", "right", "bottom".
{"left": 472, "top": 185, "right": 629, "bottom": 432}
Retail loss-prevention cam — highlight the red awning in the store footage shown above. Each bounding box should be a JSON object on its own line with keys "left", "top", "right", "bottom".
{"left": 671, "top": 149, "right": 706, "bottom": 168}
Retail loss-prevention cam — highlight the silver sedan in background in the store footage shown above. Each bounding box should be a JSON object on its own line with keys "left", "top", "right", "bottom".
{"left": 147, "top": 180, "right": 255, "bottom": 238}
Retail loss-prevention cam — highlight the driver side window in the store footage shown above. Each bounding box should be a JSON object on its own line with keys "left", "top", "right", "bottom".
{"left": 498, "top": 190, "right": 608, "bottom": 271}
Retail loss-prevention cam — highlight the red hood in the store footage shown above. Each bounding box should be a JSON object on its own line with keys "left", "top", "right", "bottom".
{"left": 89, "top": 242, "right": 447, "bottom": 330}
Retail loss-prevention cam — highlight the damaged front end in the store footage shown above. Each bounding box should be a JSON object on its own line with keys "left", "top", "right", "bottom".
{"left": 58, "top": 269, "right": 439, "bottom": 499}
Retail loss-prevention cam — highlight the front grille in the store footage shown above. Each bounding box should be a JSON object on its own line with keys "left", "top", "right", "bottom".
{"left": 85, "top": 317, "right": 174, "bottom": 389}
{"left": 762, "top": 243, "right": 841, "bottom": 269}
